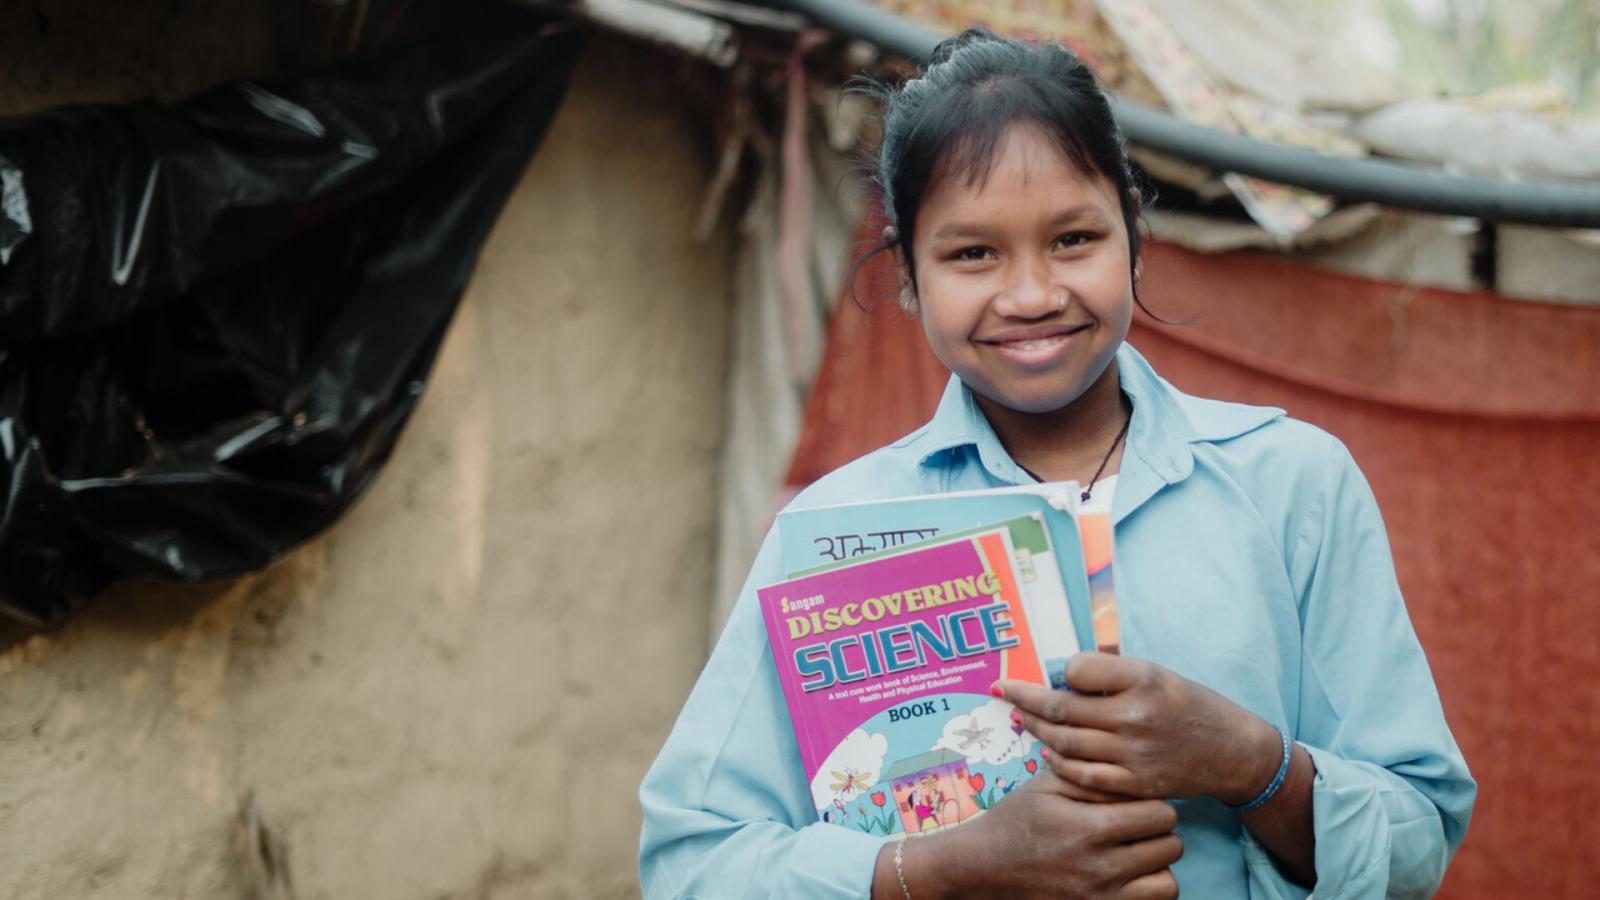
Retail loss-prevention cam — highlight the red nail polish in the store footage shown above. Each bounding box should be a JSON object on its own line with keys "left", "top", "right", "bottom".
{"left": 989, "top": 682, "right": 1003, "bottom": 698}
{"left": 1040, "top": 747, "right": 1052, "bottom": 761}
{"left": 1010, "top": 710, "right": 1023, "bottom": 727}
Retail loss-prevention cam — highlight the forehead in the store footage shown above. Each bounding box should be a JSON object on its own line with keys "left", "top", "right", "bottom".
{"left": 917, "top": 123, "right": 1120, "bottom": 228}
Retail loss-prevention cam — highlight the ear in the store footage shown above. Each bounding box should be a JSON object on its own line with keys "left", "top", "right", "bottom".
{"left": 884, "top": 226, "right": 919, "bottom": 318}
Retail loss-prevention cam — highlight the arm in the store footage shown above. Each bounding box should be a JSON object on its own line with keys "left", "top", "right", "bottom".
{"left": 1284, "top": 439, "right": 1476, "bottom": 898}
{"left": 640, "top": 529, "right": 1185, "bottom": 900}
{"left": 998, "top": 436, "right": 1474, "bottom": 898}
{"left": 1001, "top": 657, "right": 1318, "bottom": 887}
{"left": 639, "top": 530, "right": 886, "bottom": 900}
{"left": 867, "top": 772, "right": 1184, "bottom": 900}
{"left": 1232, "top": 736, "right": 1318, "bottom": 887}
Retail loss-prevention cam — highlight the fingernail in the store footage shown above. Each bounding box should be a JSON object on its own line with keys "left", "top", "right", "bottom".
{"left": 1040, "top": 747, "right": 1052, "bottom": 760}
{"left": 1010, "top": 710, "right": 1023, "bottom": 727}
{"left": 988, "top": 682, "right": 1003, "bottom": 698}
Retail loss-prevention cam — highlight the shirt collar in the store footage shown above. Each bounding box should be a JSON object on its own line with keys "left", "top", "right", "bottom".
{"left": 915, "top": 369, "right": 1034, "bottom": 486}
{"left": 915, "top": 343, "right": 1280, "bottom": 507}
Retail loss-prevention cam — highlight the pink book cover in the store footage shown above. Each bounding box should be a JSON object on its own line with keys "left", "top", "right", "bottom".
{"left": 757, "top": 529, "right": 1050, "bottom": 836}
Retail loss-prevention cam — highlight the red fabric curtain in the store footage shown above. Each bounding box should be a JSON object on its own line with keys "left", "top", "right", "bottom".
{"left": 787, "top": 218, "right": 1600, "bottom": 898}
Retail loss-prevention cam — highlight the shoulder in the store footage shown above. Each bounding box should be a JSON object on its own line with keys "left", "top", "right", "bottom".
{"left": 1178, "top": 392, "right": 1353, "bottom": 482}
{"left": 1168, "top": 393, "right": 1375, "bottom": 553}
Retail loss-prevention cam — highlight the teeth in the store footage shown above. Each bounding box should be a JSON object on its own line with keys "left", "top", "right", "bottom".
{"left": 1009, "top": 337, "right": 1063, "bottom": 350}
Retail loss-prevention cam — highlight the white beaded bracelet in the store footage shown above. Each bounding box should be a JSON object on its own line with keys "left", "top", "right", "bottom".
{"left": 894, "top": 839, "right": 912, "bottom": 900}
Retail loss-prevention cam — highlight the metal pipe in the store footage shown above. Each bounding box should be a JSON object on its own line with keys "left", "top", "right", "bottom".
{"left": 576, "top": 0, "right": 739, "bottom": 66}
{"left": 757, "top": 0, "right": 1600, "bottom": 229}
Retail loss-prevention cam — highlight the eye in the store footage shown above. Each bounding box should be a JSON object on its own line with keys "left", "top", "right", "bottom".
{"left": 951, "top": 246, "right": 995, "bottom": 262}
{"left": 1053, "top": 232, "right": 1097, "bottom": 251}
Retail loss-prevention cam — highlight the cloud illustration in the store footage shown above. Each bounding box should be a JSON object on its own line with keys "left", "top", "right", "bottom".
{"left": 810, "top": 728, "right": 889, "bottom": 810}
{"left": 933, "top": 698, "right": 1037, "bottom": 766}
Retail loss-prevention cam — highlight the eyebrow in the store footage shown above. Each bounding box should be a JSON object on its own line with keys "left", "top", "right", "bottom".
{"left": 929, "top": 205, "right": 1110, "bottom": 240}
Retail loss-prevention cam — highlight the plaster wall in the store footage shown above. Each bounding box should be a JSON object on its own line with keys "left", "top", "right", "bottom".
{"left": 0, "top": 24, "right": 728, "bottom": 900}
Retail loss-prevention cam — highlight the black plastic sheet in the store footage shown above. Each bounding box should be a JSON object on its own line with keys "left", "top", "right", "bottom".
{"left": 0, "top": 12, "right": 585, "bottom": 626}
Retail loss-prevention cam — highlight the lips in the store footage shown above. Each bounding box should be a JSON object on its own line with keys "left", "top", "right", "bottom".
{"left": 977, "top": 323, "right": 1090, "bottom": 368}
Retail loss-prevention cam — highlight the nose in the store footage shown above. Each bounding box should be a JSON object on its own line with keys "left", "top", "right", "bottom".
{"left": 993, "top": 252, "right": 1060, "bottom": 319}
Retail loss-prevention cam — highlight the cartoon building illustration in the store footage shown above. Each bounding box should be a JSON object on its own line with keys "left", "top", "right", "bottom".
{"left": 881, "top": 749, "right": 982, "bottom": 833}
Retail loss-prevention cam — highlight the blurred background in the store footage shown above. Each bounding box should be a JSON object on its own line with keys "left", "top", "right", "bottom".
{"left": 0, "top": 0, "right": 1595, "bottom": 897}
{"left": 1298, "top": 0, "right": 1598, "bottom": 110}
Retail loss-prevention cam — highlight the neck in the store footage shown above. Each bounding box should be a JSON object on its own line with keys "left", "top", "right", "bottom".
{"left": 974, "top": 360, "right": 1131, "bottom": 485}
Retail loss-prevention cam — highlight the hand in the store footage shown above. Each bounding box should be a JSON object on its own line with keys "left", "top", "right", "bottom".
{"left": 995, "top": 653, "right": 1283, "bottom": 805}
{"left": 881, "top": 769, "right": 1181, "bottom": 900}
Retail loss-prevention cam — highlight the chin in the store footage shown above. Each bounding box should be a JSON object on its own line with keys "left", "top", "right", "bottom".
{"left": 968, "top": 377, "right": 1088, "bottom": 416}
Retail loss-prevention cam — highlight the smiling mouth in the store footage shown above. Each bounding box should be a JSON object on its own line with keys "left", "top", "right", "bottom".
{"left": 980, "top": 322, "right": 1090, "bottom": 342}
{"left": 977, "top": 324, "right": 1090, "bottom": 366}
{"left": 995, "top": 335, "right": 1070, "bottom": 351}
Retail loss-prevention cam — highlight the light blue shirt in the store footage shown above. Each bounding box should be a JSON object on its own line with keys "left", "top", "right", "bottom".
{"left": 640, "top": 343, "right": 1474, "bottom": 899}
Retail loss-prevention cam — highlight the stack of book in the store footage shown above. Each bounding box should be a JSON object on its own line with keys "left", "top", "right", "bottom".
{"left": 759, "top": 483, "right": 1120, "bottom": 838}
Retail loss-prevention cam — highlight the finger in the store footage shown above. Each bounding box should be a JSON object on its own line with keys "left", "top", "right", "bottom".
{"left": 999, "top": 679, "right": 1126, "bottom": 731}
{"left": 1037, "top": 767, "right": 1127, "bottom": 803}
{"left": 1127, "top": 834, "right": 1183, "bottom": 868}
{"left": 996, "top": 680, "right": 1063, "bottom": 718}
{"left": 1096, "top": 799, "right": 1180, "bottom": 843}
{"left": 1043, "top": 750, "right": 1140, "bottom": 797}
{"left": 1100, "top": 837, "right": 1182, "bottom": 892}
{"left": 1056, "top": 779, "right": 1127, "bottom": 803}
{"left": 1116, "top": 870, "right": 1179, "bottom": 900}
{"left": 1016, "top": 711, "right": 1123, "bottom": 762}
{"left": 1065, "top": 652, "right": 1153, "bottom": 694}
{"left": 1015, "top": 762, "right": 1128, "bottom": 803}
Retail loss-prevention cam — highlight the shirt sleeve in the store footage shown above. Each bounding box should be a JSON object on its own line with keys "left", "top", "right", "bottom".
{"left": 638, "top": 527, "right": 887, "bottom": 899}
{"left": 1272, "top": 437, "right": 1476, "bottom": 899}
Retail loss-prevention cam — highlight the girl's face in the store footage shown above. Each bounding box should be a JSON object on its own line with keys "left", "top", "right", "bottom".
{"left": 907, "top": 123, "right": 1135, "bottom": 416}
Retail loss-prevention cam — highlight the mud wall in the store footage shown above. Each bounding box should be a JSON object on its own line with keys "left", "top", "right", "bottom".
{"left": 0, "top": 17, "right": 728, "bottom": 900}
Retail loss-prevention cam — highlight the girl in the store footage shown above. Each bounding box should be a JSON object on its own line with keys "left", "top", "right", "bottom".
{"left": 640, "top": 29, "right": 1474, "bottom": 899}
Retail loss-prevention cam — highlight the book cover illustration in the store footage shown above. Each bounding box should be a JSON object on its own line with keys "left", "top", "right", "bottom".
{"left": 777, "top": 483, "right": 1096, "bottom": 655}
{"left": 1076, "top": 499, "right": 1122, "bottom": 655}
{"left": 758, "top": 528, "right": 1051, "bottom": 836}
{"left": 796, "top": 514, "right": 1079, "bottom": 690}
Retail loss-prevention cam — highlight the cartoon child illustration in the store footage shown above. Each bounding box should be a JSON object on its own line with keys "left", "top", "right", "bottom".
{"left": 914, "top": 774, "right": 945, "bottom": 832}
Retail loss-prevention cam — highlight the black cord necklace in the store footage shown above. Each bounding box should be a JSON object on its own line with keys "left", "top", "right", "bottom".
{"left": 1079, "top": 411, "right": 1131, "bottom": 503}
{"left": 1015, "top": 406, "right": 1132, "bottom": 502}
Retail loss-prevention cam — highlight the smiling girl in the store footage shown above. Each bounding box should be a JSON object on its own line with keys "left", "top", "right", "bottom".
{"left": 640, "top": 29, "right": 1474, "bottom": 900}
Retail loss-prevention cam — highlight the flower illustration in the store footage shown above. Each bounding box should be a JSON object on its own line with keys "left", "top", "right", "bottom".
{"left": 968, "top": 773, "right": 986, "bottom": 793}
{"left": 1024, "top": 759, "right": 1038, "bottom": 774}
{"left": 870, "top": 791, "right": 887, "bottom": 807}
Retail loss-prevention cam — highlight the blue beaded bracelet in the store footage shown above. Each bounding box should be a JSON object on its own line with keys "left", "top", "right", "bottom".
{"left": 1229, "top": 727, "right": 1292, "bottom": 814}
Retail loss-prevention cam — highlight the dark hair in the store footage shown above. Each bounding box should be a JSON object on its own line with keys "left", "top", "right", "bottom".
{"left": 855, "top": 28, "right": 1150, "bottom": 306}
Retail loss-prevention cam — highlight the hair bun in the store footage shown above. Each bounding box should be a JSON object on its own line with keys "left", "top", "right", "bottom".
{"left": 926, "top": 27, "right": 1003, "bottom": 68}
